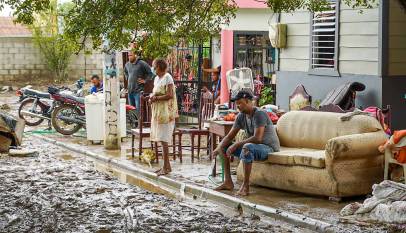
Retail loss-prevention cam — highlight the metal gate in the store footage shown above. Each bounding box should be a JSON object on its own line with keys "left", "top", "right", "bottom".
{"left": 168, "top": 40, "right": 212, "bottom": 121}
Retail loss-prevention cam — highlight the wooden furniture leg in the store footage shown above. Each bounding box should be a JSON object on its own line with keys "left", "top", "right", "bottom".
{"left": 131, "top": 134, "right": 135, "bottom": 158}
{"left": 178, "top": 133, "right": 183, "bottom": 163}
{"left": 172, "top": 133, "right": 176, "bottom": 161}
{"left": 210, "top": 133, "right": 217, "bottom": 177}
{"left": 154, "top": 142, "right": 159, "bottom": 163}
{"left": 197, "top": 134, "right": 201, "bottom": 160}
{"left": 191, "top": 133, "right": 195, "bottom": 163}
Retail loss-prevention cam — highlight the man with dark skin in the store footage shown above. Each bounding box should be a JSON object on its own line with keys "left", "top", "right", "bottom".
{"left": 89, "top": 74, "right": 103, "bottom": 94}
{"left": 212, "top": 90, "right": 280, "bottom": 196}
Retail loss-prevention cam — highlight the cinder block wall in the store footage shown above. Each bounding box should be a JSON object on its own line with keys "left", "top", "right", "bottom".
{"left": 0, "top": 37, "right": 119, "bottom": 84}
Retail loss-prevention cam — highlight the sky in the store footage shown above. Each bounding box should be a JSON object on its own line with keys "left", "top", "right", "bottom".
{"left": 1, "top": 0, "right": 71, "bottom": 17}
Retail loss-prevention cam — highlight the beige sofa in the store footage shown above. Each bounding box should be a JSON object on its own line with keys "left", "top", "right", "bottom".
{"left": 237, "top": 111, "right": 388, "bottom": 198}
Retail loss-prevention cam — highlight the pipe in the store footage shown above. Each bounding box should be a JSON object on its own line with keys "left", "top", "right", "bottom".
{"left": 20, "top": 111, "right": 50, "bottom": 120}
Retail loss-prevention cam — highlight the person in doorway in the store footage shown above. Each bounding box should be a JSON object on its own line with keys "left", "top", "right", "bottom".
{"left": 149, "top": 58, "right": 178, "bottom": 176}
{"left": 202, "top": 65, "right": 221, "bottom": 104}
{"left": 89, "top": 74, "right": 103, "bottom": 94}
{"left": 212, "top": 89, "right": 280, "bottom": 196}
{"left": 124, "top": 50, "right": 153, "bottom": 112}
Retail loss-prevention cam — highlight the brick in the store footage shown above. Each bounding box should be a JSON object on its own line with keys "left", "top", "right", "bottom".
{"left": 3, "top": 64, "right": 13, "bottom": 69}
{"left": 20, "top": 69, "right": 30, "bottom": 75}
{"left": 31, "top": 70, "right": 40, "bottom": 75}
{"left": 25, "top": 64, "right": 35, "bottom": 69}
{"left": 14, "top": 64, "right": 25, "bottom": 69}
{"left": 14, "top": 54, "right": 24, "bottom": 60}
{"left": 8, "top": 48, "right": 20, "bottom": 54}
{"left": 1, "top": 43, "right": 11, "bottom": 48}
{"left": 9, "top": 70, "right": 19, "bottom": 75}
{"left": 14, "top": 42, "right": 24, "bottom": 48}
{"left": 35, "top": 64, "right": 45, "bottom": 69}
{"left": 0, "top": 70, "right": 9, "bottom": 75}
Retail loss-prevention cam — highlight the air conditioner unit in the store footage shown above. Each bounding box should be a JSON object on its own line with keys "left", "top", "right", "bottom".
{"left": 269, "top": 23, "right": 287, "bottom": 48}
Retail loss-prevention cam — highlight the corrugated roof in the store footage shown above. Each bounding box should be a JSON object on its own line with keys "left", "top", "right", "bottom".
{"left": 0, "top": 17, "right": 31, "bottom": 37}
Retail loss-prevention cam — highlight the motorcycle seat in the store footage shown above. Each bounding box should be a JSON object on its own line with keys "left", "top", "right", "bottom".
{"left": 66, "top": 95, "right": 85, "bottom": 104}
{"left": 24, "top": 89, "right": 50, "bottom": 99}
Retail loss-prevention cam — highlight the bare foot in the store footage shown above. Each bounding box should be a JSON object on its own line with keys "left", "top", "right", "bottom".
{"left": 235, "top": 186, "right": 249, "bottom": 196}
{"left": 214, "top": 182, "right": 234, "bottom": 191}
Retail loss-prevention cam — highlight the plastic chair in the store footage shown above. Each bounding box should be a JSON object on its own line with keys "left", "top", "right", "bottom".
{"left": 384, "top": 137, "right": 406, "bottom": 184}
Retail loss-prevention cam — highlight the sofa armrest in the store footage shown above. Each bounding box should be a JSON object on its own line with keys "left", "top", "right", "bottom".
{"left": 325, "top": 131, "right": 387, "bottom": 160}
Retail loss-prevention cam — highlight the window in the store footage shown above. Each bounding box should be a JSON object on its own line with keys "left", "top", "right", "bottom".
{"left": 233, "top": 32, "right": 276, "bottom": 78}
{"left": 310, "top": 0, "right": 339, "bottom": 75}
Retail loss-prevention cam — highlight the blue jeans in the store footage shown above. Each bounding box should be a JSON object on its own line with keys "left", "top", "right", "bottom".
{"left": 224, "top": 143, "right": 272, "bottom": 164}
{"left": 128, "top": 92, "right": 140, "bottom": 113}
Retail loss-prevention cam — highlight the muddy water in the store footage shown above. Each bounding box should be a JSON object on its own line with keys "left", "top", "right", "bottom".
{"left": 0, "top": 137, "right": 298, "bottom": 233}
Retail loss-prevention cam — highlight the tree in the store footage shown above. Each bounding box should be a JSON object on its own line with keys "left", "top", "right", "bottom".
{"left": 2, "top": 1, "right": 236, "bottom": 57}
{"left": 61, "top": 0, "right": 237, "bottom": 56}
{"left": 31, "top": 0, "right": 78, "bottom": 81}
{"left": 262, "top": 0, "right": 380, "bottom": 13}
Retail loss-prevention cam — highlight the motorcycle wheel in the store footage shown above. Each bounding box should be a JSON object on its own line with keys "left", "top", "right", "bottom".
{"left": 18, "top": 98, "right": 45, "bottom": 126}
{"left": 51, "top": 104, "right": 83, "bottom": 135}
{"left": 126, "top": 109, "right": 139, "bottom": 134}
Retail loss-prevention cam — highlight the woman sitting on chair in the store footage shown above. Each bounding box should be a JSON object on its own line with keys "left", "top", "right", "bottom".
{"left": 149, "top": 58, "right": 178, "bottom": 176}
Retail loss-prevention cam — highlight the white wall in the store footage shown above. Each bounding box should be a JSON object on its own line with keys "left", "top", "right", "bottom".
{"left": 223, "top": 8, "right": 275, "bottom": 31}
{"left": 278, "top": 2, "right": 380, "bottom": 76}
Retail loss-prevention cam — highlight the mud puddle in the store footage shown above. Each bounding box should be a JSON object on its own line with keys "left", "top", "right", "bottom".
{"left": 0, "top": 136, "right": 301, "bottom": 233}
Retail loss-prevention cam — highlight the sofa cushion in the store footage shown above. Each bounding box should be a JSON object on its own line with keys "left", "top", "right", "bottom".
{"left": 276, "top": 111, "right": 383, "bottom": 149}
{"left": 268, "top": 147, "right": 326, "bottom": 168}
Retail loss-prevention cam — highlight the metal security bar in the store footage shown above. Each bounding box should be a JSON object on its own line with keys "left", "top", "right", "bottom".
{"left": 311, "top": 0, "right": 337, "bottom": 69}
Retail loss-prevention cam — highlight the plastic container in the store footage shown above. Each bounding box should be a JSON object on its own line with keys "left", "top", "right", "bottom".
{"left": 85, "top": 93, "right": 126, "bottom": 142}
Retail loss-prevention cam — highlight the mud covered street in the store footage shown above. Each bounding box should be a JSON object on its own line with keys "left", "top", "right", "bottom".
{"left": 0, "top": 136, "right": 297, "bottom": 233}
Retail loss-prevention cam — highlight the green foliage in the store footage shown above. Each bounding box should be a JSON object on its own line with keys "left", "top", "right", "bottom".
{"left": 61, "top": 0, "right": 237, "bottom": 57}
{"left": 265, "top": 0, "right": 378, "bottom": 13}
{"left": 259, "top": 85, "right": 274, "bottom": 106}
{"left": 31, "top": 1, "right": 78, "bottom": 81}
{"left": 313, "top": 99, "right": 321, "bottom": 109}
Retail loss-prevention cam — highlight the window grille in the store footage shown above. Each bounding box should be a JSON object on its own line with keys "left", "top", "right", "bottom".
{"left": 311, "top": 0, "right": 339, "bottom": 70}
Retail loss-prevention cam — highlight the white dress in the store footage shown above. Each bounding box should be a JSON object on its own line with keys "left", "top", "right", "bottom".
{"left": 150, "top": 73, "right": 176, "bottom": 143}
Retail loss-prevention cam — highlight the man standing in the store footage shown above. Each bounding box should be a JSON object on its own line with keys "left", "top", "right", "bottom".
{"left": 212, "top": 89, "right": 280, "bottom": 196}
{"left": 124, "top": 51, "right": 153, "bottom": 111}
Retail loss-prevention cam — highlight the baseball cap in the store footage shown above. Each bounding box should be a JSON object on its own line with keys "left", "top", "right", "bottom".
{"left": 230, "top": 89, "right": 254, "bottom": 102}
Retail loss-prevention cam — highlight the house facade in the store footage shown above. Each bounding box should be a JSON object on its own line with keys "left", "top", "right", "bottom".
{"left": 216, "top": 0, "right": 406, "bottom": 130}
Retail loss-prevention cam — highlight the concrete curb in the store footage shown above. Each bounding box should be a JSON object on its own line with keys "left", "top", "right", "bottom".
{"left": 33, "top": 134, "right": 334, "bottom": 233}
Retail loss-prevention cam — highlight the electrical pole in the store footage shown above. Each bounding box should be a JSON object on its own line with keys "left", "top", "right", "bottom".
{"left": 103, "top": 40, "right": 121, "bottom": 150}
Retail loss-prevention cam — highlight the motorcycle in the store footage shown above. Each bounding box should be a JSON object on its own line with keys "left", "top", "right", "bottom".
{"left": 49, "top": 87, "right": 139, "bottom": 136}
{"left": 16, "top": 79, "right": 84, "bottom": 127}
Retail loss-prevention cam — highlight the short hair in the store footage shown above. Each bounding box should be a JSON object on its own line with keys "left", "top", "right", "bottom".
{"left": 154, "top": 58, "right": 167, "bottom": 72}
{"left": 91, "top": 74, "right": 100, "bottom": 80}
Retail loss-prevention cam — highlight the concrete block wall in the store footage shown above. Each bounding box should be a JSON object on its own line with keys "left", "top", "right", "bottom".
{"left": 0, "top": 37, "right": 106, "bottom": 84}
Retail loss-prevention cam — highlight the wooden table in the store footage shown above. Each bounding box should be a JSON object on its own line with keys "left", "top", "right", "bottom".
{"left": 207, "top": 120, "right": 234, "bottom": 177}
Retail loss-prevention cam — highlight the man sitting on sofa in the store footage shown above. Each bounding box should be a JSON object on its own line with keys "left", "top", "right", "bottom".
{"left": 212, "top": 89, "right": 280, "bottom": 196}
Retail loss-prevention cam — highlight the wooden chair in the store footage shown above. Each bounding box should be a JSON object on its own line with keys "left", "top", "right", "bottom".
{"left": 177, "top": 93, "right": 215, "bottom": 162}
{"left": 131, "top": 94, "right": 182, "bottom": 163}
{"left": 289, "top": 84, "right": 312, "bottom": 111}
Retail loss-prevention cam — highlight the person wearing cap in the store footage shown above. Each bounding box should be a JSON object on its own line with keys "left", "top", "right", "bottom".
{"left": 212, "top": 89, "right": 280, "bottom": 196}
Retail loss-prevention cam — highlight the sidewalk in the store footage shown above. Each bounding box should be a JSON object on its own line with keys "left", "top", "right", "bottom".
{"left": 26, "top": 126, "right": 395, "bottom": 233}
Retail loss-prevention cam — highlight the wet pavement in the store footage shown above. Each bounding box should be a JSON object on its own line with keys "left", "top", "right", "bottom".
{"left": 1, "top": 92, "right": 404, "bottom": 232}
{"left": 0, "top": 136, "right": 301, "bottom": 233}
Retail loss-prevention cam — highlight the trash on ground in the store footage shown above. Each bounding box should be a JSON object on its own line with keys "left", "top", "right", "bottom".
{"left": 0, "top": 111, "right": 25, "bottom": 152}
{"left": 8, "top": 148, "right": 39, "bottom": 157}
{"left": 340, "top": 180, "right": 406, "bottom": 224}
